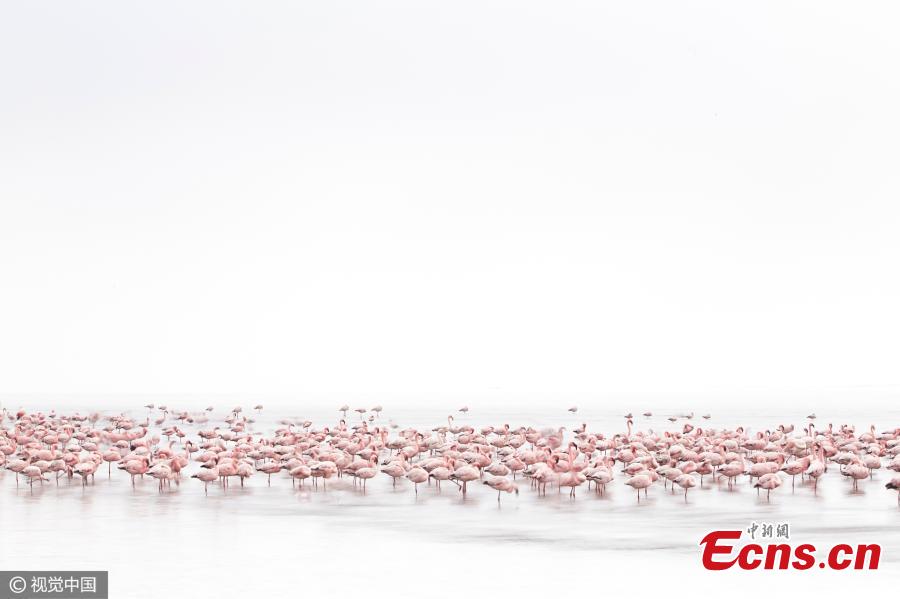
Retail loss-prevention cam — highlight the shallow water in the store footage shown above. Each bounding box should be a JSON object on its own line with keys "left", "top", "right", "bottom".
{"left": 2, "top": 399, "right": 898, "bottom": 598}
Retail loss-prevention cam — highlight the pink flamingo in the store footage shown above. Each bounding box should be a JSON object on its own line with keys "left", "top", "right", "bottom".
{"left": 406, "top": 466, "right": 429, "bottom": 494}
{"left": 147, "top": 462, "right": 174, "bottom": 492}
{"left": 192, "top": 467, "right": 218, "bottom": 494}
{"left": 73, "top": 461, "right": 97, "bottom": 486}
{"left": 449, "top": 462, "right": 480, "bottom": 496}
{"left": 718, "top": 458, "right": 744, "bottom": 490}
{"left": 21, "top": 465, "right": 47, "bottom": 492}
{"left": 483, "top": 476, "right": 519, "bottom": 503}
{"left": 6, "top": 459, "right": 27, "bottom": 487}
{"left": 674, "top": 473, "right": 697, "bottom": 501}
{"left": 781, "top": 458, "right": 807, "bottom": 489}
{"left": 216, "top": 460, "right": 239, "bottom": 488}
{"left": 380, "top": 459, "right": 407, "bottom": 488}
{"left": 754, "top": 472, "right": 782, "bottom": 501}
{"left": 806, "top": 444, "right": 826, "bottom": 492}
{"left": 842, "top": 458, "right": 870, "bottom": 491}
{"left": 353, "top": 460, "right": 377, "bottom": 490}
{"left": 427, "top": 463, "right": 452, "bottom": 492}
{"left": 102, "top": 450, "right": 121, "bottom": 478}
{"left": 256, "top": 461, "right": 280, "bottom": 486}
{"left": 625, "top": 473, "right": 652, "bottom": 502}
{"left": 288, "top": 464, "right": 312, "bottom": 487}
{"left": 117, "top": 457, "right": 149, "bottom": 487}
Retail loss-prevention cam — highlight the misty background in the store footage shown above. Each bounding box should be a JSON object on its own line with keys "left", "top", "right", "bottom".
{"left": 1, "top": 2, "right": 899, "bottom": 408}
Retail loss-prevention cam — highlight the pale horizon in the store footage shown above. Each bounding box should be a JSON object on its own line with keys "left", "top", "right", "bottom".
{"left": 2, "top": 2, "right": 899, "bottom": 399}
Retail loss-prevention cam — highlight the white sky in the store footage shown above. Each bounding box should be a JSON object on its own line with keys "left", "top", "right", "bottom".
{"left": 1, "top": 2, "right": 899, "bottom": 399}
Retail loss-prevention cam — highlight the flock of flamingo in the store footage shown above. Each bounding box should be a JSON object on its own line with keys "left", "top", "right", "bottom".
{"left": 2, "top": 404, "right": 899, "bottom": 506}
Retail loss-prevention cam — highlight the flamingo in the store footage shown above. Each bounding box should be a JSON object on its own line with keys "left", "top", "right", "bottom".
{"left": 287, "top": 464, "right": 312, "bottom": 487}
{"left": 147, "top": 462, "right": 173, "bottom": 492}
{"left": 21, "top": 465, "right": 47, "bottom": 491}
{"left": 754, "top": 472, "right": 782, "bottom": 501}
{"left": 256, "top": 461, "right": 280, "bottom": 486}
{"left": 862, "top": 454, "right": 882, "bottom": 478}
{"left": 805, "top": 443, "right": 826, "bottom": 492}
{"left": 353, "top": 460, "right": 377, "bottom": 491}
{"left": 841, "top": 459, "right": 869, "bottom": 491}
{"left": 428, "top": 464, "right": 452, "bottom": 492}
{"left": 73, "top": 461, "right": 97, "bottom": 487}
{"left": 2, "top": 404, "right": 900, "bottom": 513}
{"left": 381, "top": 460, "right": 407, "bottom": 488}
{"left": 449, "top": 462, "right": 480, "bottom": 496}
{"left": 406, "top": 466, "right": 429, "bottom": 494}
{"left": 483, "top": 477, "right": 518, "bottom": 503}
{"left": 192, "top": 468, "right": 218, "bottom": 494}
{"left": 118, "top": 458, "right": 149, "bottom": 487}
{"left": 674, "top": 473, "right": 697, "bottom": 501}
{"left": 625, "top": 473, "right": 652, "bottom": 502}
{"left": 781, "top": 459, "right": 807, "bottom": 489}
{"left": 718, "top": 459, "right": 744, "bottom": 490}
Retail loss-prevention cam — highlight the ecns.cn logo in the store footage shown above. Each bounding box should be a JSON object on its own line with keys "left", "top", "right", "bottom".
{"left": 700, "top": 530, "right": 881, "bottom": 571}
